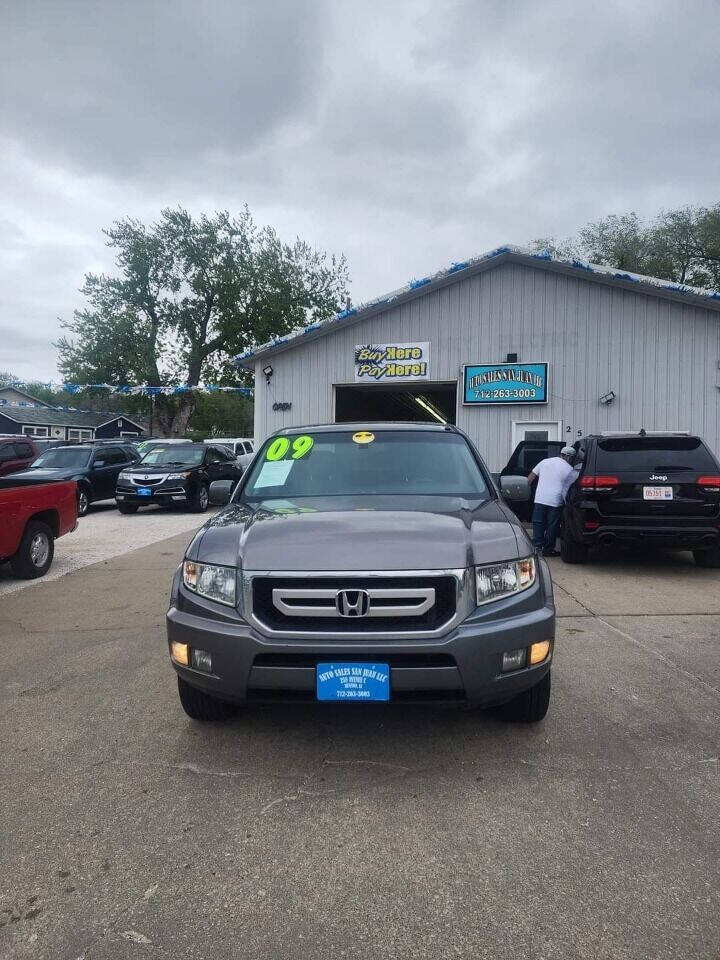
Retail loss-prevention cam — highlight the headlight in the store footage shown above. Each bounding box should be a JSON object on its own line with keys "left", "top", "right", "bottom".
{"left": 183, "top": 559, "right": 236, "bottom": 606}
{"left": 167, "top": 471, "right": 191, "bottom": 480}
{"left": 118, "top": 472, "right": 131, "bottom": 481}
{"left": 475, "top": 557, "right": 536, "bottom": 606}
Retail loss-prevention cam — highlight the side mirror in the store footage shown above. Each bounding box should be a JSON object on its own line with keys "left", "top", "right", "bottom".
{"left": 209, "top": 479, "right": 235, "bottom": 505}
{"left": 500, "top": 475, "right": 531, "bottom": 502}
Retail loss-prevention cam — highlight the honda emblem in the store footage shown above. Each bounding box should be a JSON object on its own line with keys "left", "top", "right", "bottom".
{"left": 336, "top": 589, "right": 370, "bottom": 617}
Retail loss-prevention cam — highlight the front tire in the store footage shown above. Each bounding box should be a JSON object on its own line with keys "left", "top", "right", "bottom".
{"left": 10, "top": 520, "right": 54, "bottom": 579}
{"left": 77, "top": 486, "right": 90, "bottom": 517}
{"left": 693, "top": 545, "right": 720, "bottom": 568}
{"left": 190, "top": 483, "right": 209, "bottom": 513}
{"left": 500, "top": 671, "right": 551, "bottom": 723}
{"left": 561, "top": 536, "right": 588, "bottom": 564}
{"left": 177, "top": 676, "right": 237, "bottom": 721}
{"left": 117, "top": 502, "right": 139, "bottom": 514}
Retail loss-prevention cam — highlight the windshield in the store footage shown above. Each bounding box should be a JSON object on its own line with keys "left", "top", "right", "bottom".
{"left": 141, "top": 446, "right": 205, "bottom": 466}
{"left": 242, "top": 430, "right": 489, "bottom": 499}
{"left": 32, "top": 448, "right": 92, "bottom": 468}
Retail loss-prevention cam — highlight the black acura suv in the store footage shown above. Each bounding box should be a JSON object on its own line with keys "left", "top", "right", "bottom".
{"left": 116, "top": 443, "right": 243, "bottom": 513}
{"left": 561, "top": 433, "right": 720, "bottom": 566}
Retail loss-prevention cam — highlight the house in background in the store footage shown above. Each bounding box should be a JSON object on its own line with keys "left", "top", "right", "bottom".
{"left": 0, "top": 386, "right": 50, "bottom": 408}
{"left": 0, "top": 387, "right": 148, "bottom": 440}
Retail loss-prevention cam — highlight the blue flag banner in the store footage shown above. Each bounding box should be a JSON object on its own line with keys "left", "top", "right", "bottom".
{"left": 2, "top": 380, "right": 253, "bottom": 398}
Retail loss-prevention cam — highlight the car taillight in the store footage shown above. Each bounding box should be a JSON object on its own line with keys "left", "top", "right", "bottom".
{"left": 578, "top": 475, "right": 620, "bottom": 491}
{"left": 697, "top": 475, "right": 720, "bottom": 490}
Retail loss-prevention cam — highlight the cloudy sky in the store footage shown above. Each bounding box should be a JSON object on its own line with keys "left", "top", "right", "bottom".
{"left": 2, "top": 0, "right": 719, "bottom": 381}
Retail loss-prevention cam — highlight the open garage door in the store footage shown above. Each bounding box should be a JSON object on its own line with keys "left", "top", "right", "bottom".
{"left": 335, "top": 382, "right": 457, "bottom": 425}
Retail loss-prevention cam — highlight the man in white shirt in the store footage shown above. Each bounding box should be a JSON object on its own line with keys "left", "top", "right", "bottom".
{"left": 527, "top": 446, "right": 576, "bottom": 557}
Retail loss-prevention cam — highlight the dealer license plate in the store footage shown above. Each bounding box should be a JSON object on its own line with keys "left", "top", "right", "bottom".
{"left": 316, "top": 662, "right": 390, "bottom": 701}
{"left": 137, "top": 487, "right": 153, "bottom": 497}
{"left": 643, "top": 486, "right": 673, "bottom": 500}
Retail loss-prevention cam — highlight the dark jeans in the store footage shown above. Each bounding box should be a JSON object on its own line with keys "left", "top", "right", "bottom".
{"left": 532, "top": 503, "right": 562, "bottom": 552}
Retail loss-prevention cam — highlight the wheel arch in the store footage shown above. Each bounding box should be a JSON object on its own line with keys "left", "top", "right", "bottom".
{"left": 27, "top": 509, "right": 59, "bottom": 538}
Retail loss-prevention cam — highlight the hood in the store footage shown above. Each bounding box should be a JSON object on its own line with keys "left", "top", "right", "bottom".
{"left": 4, "top": 467, "right": 83, "bottom": 482}
{"left": 130, "top": 461, "right": 199, "bottom": 472}
{"left": 188, "top": 495, "right": 525, "bottom": 571}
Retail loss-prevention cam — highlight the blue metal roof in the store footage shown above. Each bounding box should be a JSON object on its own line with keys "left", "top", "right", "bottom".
{"left": 235, "top": 244, "right": 720, "bottom": 367}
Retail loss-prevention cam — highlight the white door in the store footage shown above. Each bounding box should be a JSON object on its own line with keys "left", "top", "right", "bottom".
{"left": 512, "top": 420, "right": 562, "bottom": 448}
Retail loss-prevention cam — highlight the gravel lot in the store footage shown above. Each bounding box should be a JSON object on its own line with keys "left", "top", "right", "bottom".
{"left": 0, "top": 502, "right": 215, "bottom": 598}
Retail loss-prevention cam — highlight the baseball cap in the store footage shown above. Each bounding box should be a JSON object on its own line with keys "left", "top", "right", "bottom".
{"left": 560, "top": 446, "right": 575, "bottom": 455}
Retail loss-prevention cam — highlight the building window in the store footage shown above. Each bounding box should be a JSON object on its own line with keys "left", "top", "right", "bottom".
{"left": 67, "top": 429, "right": 94, "bottom": 441}
{"left": 22, "top": 426, "right": 49, "bottom": 437}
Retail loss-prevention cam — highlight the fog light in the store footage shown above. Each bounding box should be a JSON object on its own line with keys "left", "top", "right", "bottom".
{"left": 502, "top": 648, "right": 527, "bottom": 672}
{"left": 191, "top": 649, "right": 213, "bottom": 673}
{"left": 530, "top": 640, "right": 551, "bottom": 665}
{"left": 170, "top": 641, "right": 190, "bottom": 666}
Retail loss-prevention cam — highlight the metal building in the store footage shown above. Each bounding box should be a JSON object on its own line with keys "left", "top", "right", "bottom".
{"left": 237, "top": 245, "right": 720, "bottom": 469}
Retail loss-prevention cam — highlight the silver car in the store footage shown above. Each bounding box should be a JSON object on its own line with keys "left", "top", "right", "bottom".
{"left": 167, "top": 423, "right": 555, "bottom": 723}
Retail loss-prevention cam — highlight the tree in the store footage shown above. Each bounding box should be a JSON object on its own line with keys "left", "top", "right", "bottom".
{"left": 530, "top": 204, "right": 720, "bottom": 288}
{"left": 57, "top": 207, "right": 350, "bottom": 436}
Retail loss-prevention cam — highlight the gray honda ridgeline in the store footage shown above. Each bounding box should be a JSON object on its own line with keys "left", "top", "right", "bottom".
{"left": 167, "top": 423, "right": 555, "bottom": 723}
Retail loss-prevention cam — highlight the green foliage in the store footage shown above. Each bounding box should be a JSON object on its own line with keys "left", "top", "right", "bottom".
{"left": 531, "top": 204, "right": 720, "bottom": 288}
{"left": 186, "top": 392, "right": 254, "bottom": 440}
{"left": 56, "top": 207, "right": 350, "bottom": 435}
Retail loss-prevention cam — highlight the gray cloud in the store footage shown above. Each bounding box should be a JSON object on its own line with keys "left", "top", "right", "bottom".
{"left": 0, "top": 0, "right": 325, "bottom": 179}
{"left": 1, "top": 0, "right": 719, "bottom": 380}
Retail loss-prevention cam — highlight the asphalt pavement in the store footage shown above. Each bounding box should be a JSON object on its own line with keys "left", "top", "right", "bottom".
{"left": 0, "top": 535, "right": 718, "bottom": 959}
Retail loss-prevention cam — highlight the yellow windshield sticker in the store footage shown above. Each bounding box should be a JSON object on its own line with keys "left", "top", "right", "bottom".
{"left": 352, "top": 431, "right": 375, "bottom": 444}
{"left": 266, "top": 434, "right": 314, "bottom": 461}
{"left": 291, "top": 435, "right": 314, "bottom": 459}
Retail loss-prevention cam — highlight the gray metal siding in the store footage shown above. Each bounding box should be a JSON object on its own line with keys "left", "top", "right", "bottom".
{"left": 253, "top": 262, "right": 720, "bottom": 470}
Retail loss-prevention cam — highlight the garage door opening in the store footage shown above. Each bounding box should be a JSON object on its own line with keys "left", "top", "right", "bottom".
{"left": 335, "top": 382, "right": 457, "bottom": 425}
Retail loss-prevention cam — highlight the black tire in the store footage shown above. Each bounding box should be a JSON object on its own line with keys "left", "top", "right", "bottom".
{"left": 561, "top": 536, "right": 588, "bottom": 564}
{"left": 500, "top": 671, "right": 551, "bottom": 723}
{"left": 117, "top": 502, "right": 139, "bottom": 514}
{"left": 77, "top": 486, "right": 91, "bottom": 517}
{"left": 693, "top": 545, "right": 720, "bottom": 568}
{"left": 177, "top": 676, "right": 237, "bottom": 721}
{"left": 190, "top": 482, "right": 209, "bottom": 513}
{"left": 10, "top": 520, "right": 54, "bottom": 579}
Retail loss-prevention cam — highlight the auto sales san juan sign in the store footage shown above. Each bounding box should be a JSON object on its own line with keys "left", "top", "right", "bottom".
{"left": 463, "top": 362, "right": 549, "bottom": 405}
{"left": 354, "top": 342, "right": 431, "bottom": 382}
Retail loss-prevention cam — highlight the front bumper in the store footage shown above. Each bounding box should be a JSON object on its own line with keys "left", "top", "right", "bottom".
{"left": 116, "top": 482, "right": 189, "bottom": 505}
{"left": 166, "top": 564, "right": 555, "bottom": 708}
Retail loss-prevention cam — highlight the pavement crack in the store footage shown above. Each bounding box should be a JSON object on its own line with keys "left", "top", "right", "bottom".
{"left": 552, "top": 580, "right": 597, "bottom": 616}
{"left": 597, "top": 615, "right": 720, "bottom": 701}
{"left": 259, "top": 786, "right": 337, "bottom": 816}
{"left": 324, "top": 759, "right": 411, "bottom": 772}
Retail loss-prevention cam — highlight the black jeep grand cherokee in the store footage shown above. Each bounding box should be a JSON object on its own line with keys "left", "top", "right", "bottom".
{"left": 116, "top": 443, "right": 242, "bottom": 513}
{"left": 561, "top": 433, "right": 720, "bottom": 566}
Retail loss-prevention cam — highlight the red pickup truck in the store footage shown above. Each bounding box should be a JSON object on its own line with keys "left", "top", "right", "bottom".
{"left": 0, "top": 477, "right": 78, "bottom": 579}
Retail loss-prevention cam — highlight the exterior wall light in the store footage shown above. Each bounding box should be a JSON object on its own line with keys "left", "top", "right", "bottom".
{"left": 263, "top": 365, "right": 274, "bottom": 384}
{"left": 599, "top": 391, "right": 616, "bottom": 405}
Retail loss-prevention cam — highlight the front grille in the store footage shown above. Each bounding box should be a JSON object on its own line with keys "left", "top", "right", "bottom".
{"left": 131, "top": 475, "right": 166, "bottom": 486}
{"left": 252, "top": 575, "right": 458, "bottom": 633}
{"left": 253, "top": 653, "right": 456, "bottom": 668}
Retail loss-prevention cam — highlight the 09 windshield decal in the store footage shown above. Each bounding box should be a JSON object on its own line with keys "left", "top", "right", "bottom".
{"left": 265, "top": 435, "right": 314, "bottom": 461}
